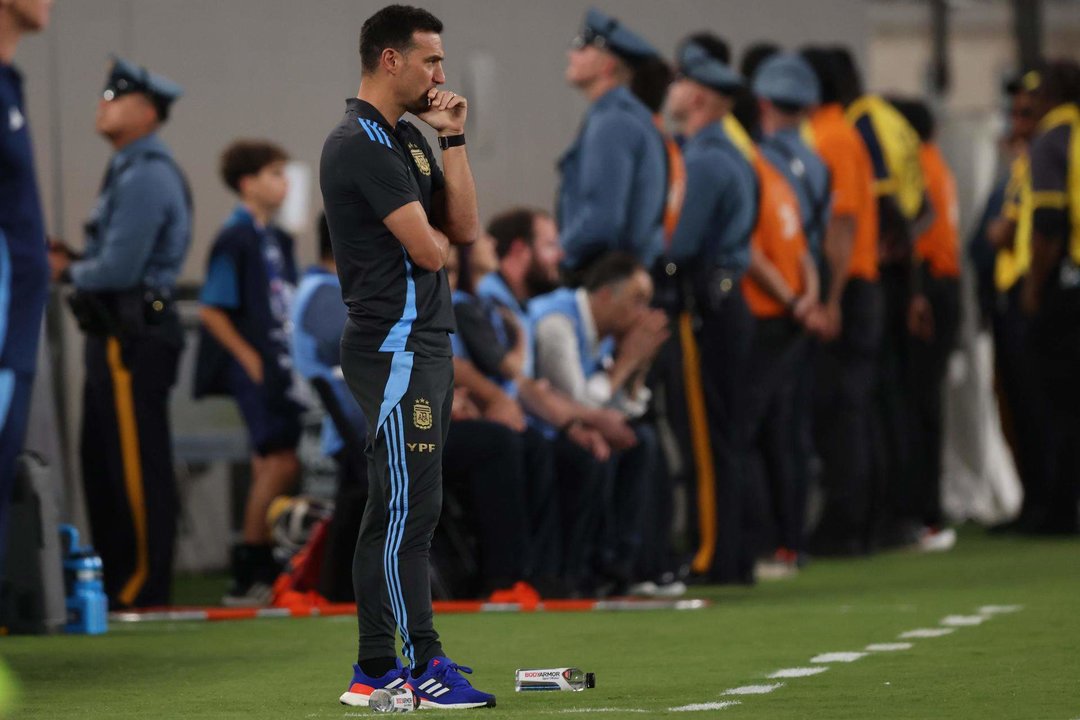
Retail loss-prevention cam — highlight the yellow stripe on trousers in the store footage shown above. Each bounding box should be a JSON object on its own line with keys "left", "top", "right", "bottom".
{"left": 678, "top": 313, "right": 717, "bottom": 574}
{"left": 106, "top": 337, "right": 149, "bottom": 606}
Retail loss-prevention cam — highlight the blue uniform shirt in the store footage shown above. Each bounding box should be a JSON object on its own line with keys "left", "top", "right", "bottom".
{"left": 71, "top": 133, "right": 191, "bottom": 291}
{"left": 291, "top": 266, "right": 365, "bottom": 458}
{"left": 760, "top": 126, "right": 831, "bottom": 264}
{"left": 0, "top": 62, "right": 48, "bottom": 375}
{"left": 668, "top": 121, "right": 757, "bottom": 274}
{"left": 558, "top": 85, "right": 667, "bottom": 270}
{"left": 197, "top": 205, "right": 299, "bottom": 401}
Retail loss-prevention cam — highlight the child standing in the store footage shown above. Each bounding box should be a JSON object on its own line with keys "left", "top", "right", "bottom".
{"left": 195, "top": 140, "right": 301, "bottom": 605}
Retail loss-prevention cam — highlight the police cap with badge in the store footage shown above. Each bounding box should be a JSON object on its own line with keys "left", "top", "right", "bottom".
{"left": 752, "top": 52, "right": 821, "bottom": 109}
{"left": 102, "top": 55, "right": 184, "bottom": 121}
{"left": 571, "top": 8, "right": 659, "bottom": 63}
{"left": 676, "top": 39, "right": 743, "bottom": 95}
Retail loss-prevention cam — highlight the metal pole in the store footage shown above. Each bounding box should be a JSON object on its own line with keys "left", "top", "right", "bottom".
{"left": 1012, "top": 0, "right": 1043, "bottom": 71}
{"left": 930, "top": 0, "right": 950, "bottom": 98}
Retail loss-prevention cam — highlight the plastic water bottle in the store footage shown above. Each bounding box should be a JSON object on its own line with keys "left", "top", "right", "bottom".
{"left": 369, "top": 688, "right": 419, "bottom": 713}
{"left": 515, "top": 667, "right": 596, "bottom": 692}
{"left": 59, "top": 525, "right": 108, "bottom": 635}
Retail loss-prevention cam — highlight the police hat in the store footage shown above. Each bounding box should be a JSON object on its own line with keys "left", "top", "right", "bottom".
{"left": 677, "top": 40, "right": 742, "bottom": 95}
{"left": 103, "top": 55, "right": 183, "bottom": 121}
{"left": 572, "top": 8, "right": 658, "bottom": 62}
{"left": 751, "top": 52, "right": 821, "bottom": 108}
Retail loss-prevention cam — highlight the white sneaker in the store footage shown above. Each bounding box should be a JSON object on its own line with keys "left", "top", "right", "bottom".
{"left": 627, "top": 581, "right": 658, "bottom": 597}
{"left": 755, "top": 559, "right": 799, "bottom": 581}
{"left": 916, "top": 527, "right": 957, "bottom": 553}
{"left": 651, "top": 580, "right": 687, "bottom": 598}
{"left": 222, "top": 581, "right": 273, "bottom": 607}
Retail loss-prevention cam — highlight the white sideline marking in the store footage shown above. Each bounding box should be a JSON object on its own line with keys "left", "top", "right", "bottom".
{"left": 669, "top": 702, "right": 741, "bottom": 712}
{"left": 768, "top": 667, "right": 828, "bottom": 679}
{"left": 811, "top": 652, "right": 867, "bottom": 663}
{"left": 978, "top": 604, "right": 1023, "bottom": 615}
{"left": 723, "top": 683, "right": 783, "bottom": 695}
{"left": 866, "top": 642, "right": 913, "bottom": 652}
{"left": 941, "top": 615, "right": 986, "bottom": 627}
{"left": 544, "top": 708, "right": 643, "bottom": 716}
{"left": 900, "top": 628, "right": 955, "bottom": 639}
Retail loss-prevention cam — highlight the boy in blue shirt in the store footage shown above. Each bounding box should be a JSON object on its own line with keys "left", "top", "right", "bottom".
{"left": 194, "top": 140, "right": 301, "bottom": 605}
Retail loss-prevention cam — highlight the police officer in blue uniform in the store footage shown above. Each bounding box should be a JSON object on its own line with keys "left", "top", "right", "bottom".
{"left": 753, "top": 53, "right": 830, "bottom": 270}
{"left": 48, "top": 56, "right": 191, "bottom": 608}
{"left": 559, "top": 8, "right": 667, "bottom": 274}
{"left": 752, "top": 52, "right": 831, "bottom": 558}
{"left": 666, "top": 36, "right": 758, "bottom": 583}
{"left": 0, "top": 0, "right": 52, "bottom": 580}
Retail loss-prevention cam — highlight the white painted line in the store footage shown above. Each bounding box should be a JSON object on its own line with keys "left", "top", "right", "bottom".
{"left": 899, "top": 628, "right": 955, "bottom": 639}
{"left": 669, "top": 702, "right": 741, "bottom": 712}
{"left": 811, "top": 652, "right": 867, "bottom": 663}
{"left": 941, "top": 615, "right": 986, "bottom": 627}
{"left": 768, "top": 667, "right": 829, "bottom": 679}
{"left": 978, "top": 604, "right": 1023, "bottom": 615}
{"left": 544, "top": 709, "right": 650, "bottom": 715}
{"left": 866, "top": 643, "right": 913, "bottom": 652}
{"left": 723, "top": 683, "right": 784, "bottom": 695}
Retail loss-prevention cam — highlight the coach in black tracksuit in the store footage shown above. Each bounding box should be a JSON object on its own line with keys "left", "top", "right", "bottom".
{"left": 319, "top": 17, "right": 478, "bottom": 679}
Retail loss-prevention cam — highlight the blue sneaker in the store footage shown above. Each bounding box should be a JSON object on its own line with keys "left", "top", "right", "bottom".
{"left": 339, "top": 660, "right": 409, "bottom": 707}
{"left": 407, "top": 657, "right": 496, "bottom": 709}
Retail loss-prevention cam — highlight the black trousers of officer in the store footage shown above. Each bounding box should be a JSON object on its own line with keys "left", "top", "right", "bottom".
{"left": 789, "top": 338, "right": 818, "bottom": 555}
{"left": 552, "top": 431, "right": 606, "bottom": 592}
{"left": 696, "top": 291, "right": 755, "bottom": 583}
{"left": 905, "top": 274, "right": 960, "bottom": 528}
{"left": 811, "top": 278, "right": 883, "bottom": 555}
{"left": 992, "top": 283, "right": 1053, "bottom": 526}
{"left": 1030, "top": 285, "right": 1080, "bottom": 534}
{"left": 870, "top": 264, "right": 912, "bottom": 546}
{"left": 596, "top": 422, "right": 658, "bottom": 586}
{"left": 443, "top": 419, "right": 534, "bottom": 591}
{"left": 743, "top": 318, "right": 806, "bottom": 555}
{"left": 343, "top": 349, "right": 451, "bottom": 667}
{"left": 81, "top": 318, "right": 181, "bottom": 608}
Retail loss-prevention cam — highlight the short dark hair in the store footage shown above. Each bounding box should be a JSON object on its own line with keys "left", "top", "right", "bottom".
{"left": 801, "top": 46, "right": 841, "bottom": 105}
{"left": 1038, "top": 58, "right": 1080, "bottom": 107}
{"left": 741, "top": 41, "right": 780, "bottom": 81}
{"left": 828, "top": 46, "right": 863, "bottom": 105}
{"left": 583, "top": 252, "right": 643, "bottom": 292}
{"left": 317, "top": 212, "right": 334, "bottom": 261}
{"left": 360, "top": 5, "right": 444, "bottom": 74}
{"left": 486, "top": 207, "right": 541, "bottom": 260}
{"left": 888, "top": 96, "right": 935, "bottom": 142}
{"left": 631, "top": 56, "right": 673, "bottom": 114}
{"left": 219, "top": 140, "right": 288, "bottom": 194}
{"left": 683, "top": 32, "right": 730, "bottom": 65}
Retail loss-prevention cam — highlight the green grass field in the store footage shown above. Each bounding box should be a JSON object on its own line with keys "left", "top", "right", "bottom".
{"left": 3, "top": 527, "right": 1079, "bottom": 719}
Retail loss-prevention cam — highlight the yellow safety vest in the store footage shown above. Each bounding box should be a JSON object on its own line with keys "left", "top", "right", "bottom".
{"left": 1027, "top": 103, "right": 1080, "bottom": 266}
{"left": 846, "top": 95, "right": 926, "bottom": 221}
{"left": 722, "top": 114, "right": 757, "bottom": 163}
{"left": 994, "top": 153, "right": 1033, "bottom": 292}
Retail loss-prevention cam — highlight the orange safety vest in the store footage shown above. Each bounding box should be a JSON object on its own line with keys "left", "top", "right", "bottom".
{"left": 742, "top": 155, "right": 809, "bottom": 317}
{"left": 914, "top": 142, "right": 960, "bottom": 278}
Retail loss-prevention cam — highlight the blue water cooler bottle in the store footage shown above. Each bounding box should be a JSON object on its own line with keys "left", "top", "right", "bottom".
{"left": 59, "top": 525, "right": 108, "bottom": 635}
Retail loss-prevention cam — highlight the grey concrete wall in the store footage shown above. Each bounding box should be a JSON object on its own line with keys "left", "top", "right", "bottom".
{"left": 20, "top": 0, "right": 869, "bottom": 277}
{"left": 14, "top": 0, "right": 869, "bottom": 496}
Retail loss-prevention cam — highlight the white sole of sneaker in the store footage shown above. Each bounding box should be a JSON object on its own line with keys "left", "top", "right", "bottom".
{"left": 419, "top": 699, "right": 496, "bottom": 710}
{"left": 339, "top": 691, "right": 371, "bottom": 706}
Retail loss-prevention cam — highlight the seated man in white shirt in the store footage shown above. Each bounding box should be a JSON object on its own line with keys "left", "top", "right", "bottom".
{"left": 531, "top": 253, "right": 674, "bottom": 594}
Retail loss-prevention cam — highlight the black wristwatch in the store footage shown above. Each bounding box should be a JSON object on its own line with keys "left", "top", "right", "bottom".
{"left": 438, "top": 134, "right": 466, "bottom": 150}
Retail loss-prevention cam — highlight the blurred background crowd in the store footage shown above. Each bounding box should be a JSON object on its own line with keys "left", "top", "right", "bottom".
{"left": 3, "top": 0, "right": 1079, "bottom": 620}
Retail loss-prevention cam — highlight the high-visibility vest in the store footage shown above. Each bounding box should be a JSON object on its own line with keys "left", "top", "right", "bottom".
{"left": 846, "top": 94, "right": 926, "bottom": 222}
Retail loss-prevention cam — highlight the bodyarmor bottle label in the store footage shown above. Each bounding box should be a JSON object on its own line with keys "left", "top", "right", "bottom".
{"left": 514, "top": 668, "right": 596, "bottom": 692}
